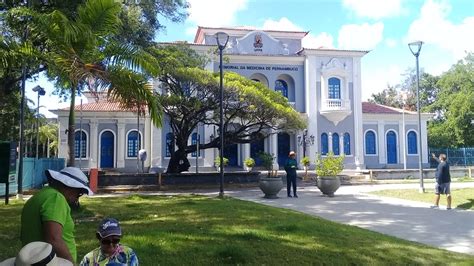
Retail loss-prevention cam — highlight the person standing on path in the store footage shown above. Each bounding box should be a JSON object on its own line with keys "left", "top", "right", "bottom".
{"left": 431, "top": 153, "right": 452, "bottom": 210}
{"left": 284, "top": 151, "right": 298, "bottom": 198}
{"left": 20, "top": 167, "right": 93, "bottom": 264}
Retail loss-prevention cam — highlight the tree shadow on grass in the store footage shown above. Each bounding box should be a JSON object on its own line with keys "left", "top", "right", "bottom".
{"left": 457, "top": 198, "right": 474, "bottom": 209}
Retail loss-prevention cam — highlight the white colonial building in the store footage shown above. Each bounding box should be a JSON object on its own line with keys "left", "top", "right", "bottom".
{"left": 52, "top": 26, "right": 432, "bottom": 172}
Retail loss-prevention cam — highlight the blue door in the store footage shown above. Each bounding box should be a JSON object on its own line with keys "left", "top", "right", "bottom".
{"left": 224, "top": 144, "right": 238, "bottom": 166}
{"left": 277, "top": 133, "right": 290, "bottom": 167}
{"left": 386, "top": 131, "right": 397, "bottom": 164}
{"left": 250, "top": 139, "right": 265, "bottom": 166}
{"left": 100, "top": 131, "right": 114, "bottom": 168}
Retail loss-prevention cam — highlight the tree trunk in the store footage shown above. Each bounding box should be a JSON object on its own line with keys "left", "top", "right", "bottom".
{"left": 67, "top": 85, "right": 76, "bottom": 166}
{"left": 166, "top": 148, "right": 191, "bottom": 173}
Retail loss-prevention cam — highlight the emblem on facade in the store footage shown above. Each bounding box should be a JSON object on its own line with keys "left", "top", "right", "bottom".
{"left": 253, "top": 34, "right": 263, "bottom": 50}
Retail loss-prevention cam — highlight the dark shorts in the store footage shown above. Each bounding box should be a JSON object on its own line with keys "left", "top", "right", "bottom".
{"left": 435, "top": 182, "right": 450, "bottom": 195}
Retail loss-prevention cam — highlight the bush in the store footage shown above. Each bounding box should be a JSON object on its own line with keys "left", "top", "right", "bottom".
{"left": 257, "top": 152, "right": 274, "bottom": 171}
{"left": 315, "top": 152, "right": 344, "bottom": 177}
{"left": 214, "top": 156, "right": 229, "bottom": 167}
{"left": 300, "top": 156, "right": 311, "bottom": 167}
{"left": 244, "top": 157, "right": 255, "bottom": 167}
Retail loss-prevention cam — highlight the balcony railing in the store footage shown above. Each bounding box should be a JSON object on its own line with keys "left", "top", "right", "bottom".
{"left": 321, "top": 99, "right": 351, "bottom": 111}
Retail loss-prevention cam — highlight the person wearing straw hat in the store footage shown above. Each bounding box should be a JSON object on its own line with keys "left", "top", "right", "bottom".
{"left": 20, "top": 167, "right": 92, "bottom": 264}
{"left": 80, "top": 218, "right": 139, "bottom": 266}
{"left": 0, "top": 241, "right": 73, "bottom": 266}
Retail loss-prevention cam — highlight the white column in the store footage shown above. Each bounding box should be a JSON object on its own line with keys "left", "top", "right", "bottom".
{"left": 270, "top": 131, "right": 278, "bottom": 169}
{"left": 328, "top": 132, "right": 333, "bottom": 153}
{"left": 117, "top": 121, "right": 125, "bottom": 168}
{"left": 377, "top": 121, "right": 386, "bottom": 164}
{"left": 58, "top": 117, "right": 69, "bottom": 160}
{"left": 400, "top": 114, "right": 406, "bottom": 169}
{"left": 145, "top": 115, "right": 152, "bottom": 168}
{"left": 421, "top": 119, "right": 429, "bottom": 165}
{"left": 353, "top": 57, "right": 364, "bottom": 167}
{"left": 150, "top": 121, "right": 162, "bottom": 169}
{"left": 305, "top": 55, "right": 318, "bottom": 160}
{"left": 90, "top": 120, "right": 98, "bottom": 168}
{"left": 340, "top": 132, "right": 345, "bottom": 155}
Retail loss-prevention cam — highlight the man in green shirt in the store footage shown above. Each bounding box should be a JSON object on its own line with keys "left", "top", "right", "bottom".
{"left": 21, "top": 167, "right": 92, "bottom": 264}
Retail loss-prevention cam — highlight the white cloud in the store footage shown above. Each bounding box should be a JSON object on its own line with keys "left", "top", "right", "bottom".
{"left": 385, "top": 38, "right": 397, "bottom": 48}
{"left": 262, "top": 17, "right": 334, "bottom": 48}
{"left": 343, "top": 0, "right": 403, "bottom": 19}
{"left": 338, "top": 22, "right": 384, "bottom": 50}
{"left": 406, "top": 0, "right": 474, "bottom": 60}
{"left": 362, "top": 64, "right": 403, "bottom": 100}
{"left": 186, "top": 0, "right": 248, "bottom": 27}
{"left": 262, "top": 17, "right": 300, "bottom": 31}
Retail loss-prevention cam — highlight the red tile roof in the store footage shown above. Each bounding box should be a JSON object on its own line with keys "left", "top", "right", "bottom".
{"left": 362, "top": 102, "right": 401, "bottom": 114}
{"left": 59, "top": 101, "right": 145, "bottom": 112}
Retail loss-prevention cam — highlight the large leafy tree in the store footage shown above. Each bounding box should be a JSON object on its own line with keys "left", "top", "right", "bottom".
{"left": 369, "top": 69, "right": 439, "bottom": 112}
{"left": 154, "top": 46, "right": 306, "bottom": 173}
{"left": 12, "top": 0, "right": 162, "bottom": 165}
{"left": 426, "top": 53, "right": 474, "bottom": 147}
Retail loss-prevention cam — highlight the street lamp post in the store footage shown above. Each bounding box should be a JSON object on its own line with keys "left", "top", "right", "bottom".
{"left": 297, "top": 129, "right": 315, "bottom": 158}
{"left": 215, "top": 31, "right": 229, "bottom": 197}
{"left": 32, "top": 85, "right": 46, "bottom": 161}
{"left": 408, "top": 40, "right": 424, "bottom": 193}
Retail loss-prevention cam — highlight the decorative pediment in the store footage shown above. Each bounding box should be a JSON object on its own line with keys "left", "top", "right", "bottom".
{"left": 321, "top": 58, "right": 347, "bottom": 71}
{"left": 226, "top": 31, "right": 289, "bottom": 55}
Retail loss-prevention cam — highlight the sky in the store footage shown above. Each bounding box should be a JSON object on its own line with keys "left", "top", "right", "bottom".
{"left": 28, "top": 0, "right": 474, "bottom": 118}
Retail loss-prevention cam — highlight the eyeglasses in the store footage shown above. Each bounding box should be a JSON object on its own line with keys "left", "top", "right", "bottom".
{"left": 101, "top": 238, "right": 120, "bottom": 245}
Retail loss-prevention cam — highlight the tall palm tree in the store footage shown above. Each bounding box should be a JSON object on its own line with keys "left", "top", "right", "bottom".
{"left": 17, "top": 0, "right": 162, "bottom": 165}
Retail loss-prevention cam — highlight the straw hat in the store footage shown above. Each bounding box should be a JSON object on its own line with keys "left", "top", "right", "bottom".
{"left": 0, "top": 241, "right": 73, "bottom": 266}
{"left": 45, "top": 167, "right": 93, "bottom": 195}
{"left": 289, "top": 151, "right": 296, "bottom": 156}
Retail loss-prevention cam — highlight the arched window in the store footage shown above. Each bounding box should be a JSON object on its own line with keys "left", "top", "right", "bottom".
{"left": 191, "top": 132, "right": 200, "bottom": 157}
{"left": 365, "top": 131, "right": 376, "bottom": 155}
{"left": 165, "top": 132, "right": 174, "bottom": 157}
{"left": 328, "top": 77, "right": 341, "bottom": 99}
{"left": 74, "top": 130, "right": 87, "bottom": 158}
{"left": 332, "top": 133, "right": 340, "bottom": 155}
{"left": 321, "top": 133, "right": 328, "bottom": 155}
{"left": 274, "top": 79, "right": 288, "bottom": 98}
{"left": 127, "top": 130, "right": 141, "bottom": 157}
{"left": 344, "top": 133, "right": 351, "bottom": 155}
{"left": 407, "top": 131, "right": 417, "bottom": 154}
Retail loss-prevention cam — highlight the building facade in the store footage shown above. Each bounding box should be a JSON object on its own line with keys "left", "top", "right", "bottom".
{"left": 53, "top": 26, "right": 431, "bottom": 172}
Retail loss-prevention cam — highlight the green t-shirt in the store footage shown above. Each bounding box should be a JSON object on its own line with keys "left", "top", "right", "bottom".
{"left": 20, "top": 186, "right": 76, "bottom": 262}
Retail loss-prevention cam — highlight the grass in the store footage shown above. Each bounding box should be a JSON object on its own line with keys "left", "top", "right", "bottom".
{"left": 1, "top": 194, "right": 473, "bottom": 265}
{"left": 371, "top": 187, "right": 474, "bottom": 210}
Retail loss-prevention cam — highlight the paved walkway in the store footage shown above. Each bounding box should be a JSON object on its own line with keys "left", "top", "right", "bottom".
{"left": 223, "top": 182, "right": 474, "bottom": 255}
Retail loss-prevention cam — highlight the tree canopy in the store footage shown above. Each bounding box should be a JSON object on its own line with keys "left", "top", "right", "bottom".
{"left": 154, "top": 46, "right": 306, "bottom": 173}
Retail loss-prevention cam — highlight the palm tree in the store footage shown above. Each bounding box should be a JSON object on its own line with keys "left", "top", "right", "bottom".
{"left": 20, "top": 0, "right": 162, "bottom": 165}
{"left": 39, "top": 123, "right": 58, "bottom": 158}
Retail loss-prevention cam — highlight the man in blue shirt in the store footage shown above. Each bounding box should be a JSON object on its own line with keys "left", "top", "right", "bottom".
{"left": 431, "top": 153, "right": 452, "bottom": 210}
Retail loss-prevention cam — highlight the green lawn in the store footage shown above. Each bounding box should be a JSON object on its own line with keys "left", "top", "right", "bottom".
{"left": 1, "top": 195, "right": 473, "bottom": 265}
{"left": 371, "top": 187, "right": 474, "bottom": 210}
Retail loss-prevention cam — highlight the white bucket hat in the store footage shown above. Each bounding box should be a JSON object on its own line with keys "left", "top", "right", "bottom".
{"left": 45, "top": 167, "right": 93, "bottom": 196}
{"left": 0, "top": 241, "right": 73, "bottom": 266}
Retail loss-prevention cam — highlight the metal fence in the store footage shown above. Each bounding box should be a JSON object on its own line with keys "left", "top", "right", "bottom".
{"left": 1, "top": 158, "right": 65, "bottom": 197}
{"left": 429, "top": 147, "right": 474, "bottom": 168}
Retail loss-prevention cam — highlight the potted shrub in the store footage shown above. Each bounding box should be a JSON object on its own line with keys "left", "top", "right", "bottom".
{"left": 257, "top": 152, "right": 283, "bottom": 198}
{"left": 315, "top": 152, "right": 345, "bottom": 197}
{"left": 300, "top": 156, "right": 311, "bottom": 180}
{"left": 244, "top": 157, "right": 255, "bottom": 172}
{"left": 214, "top": 156, "right": 229, "bottom": 172}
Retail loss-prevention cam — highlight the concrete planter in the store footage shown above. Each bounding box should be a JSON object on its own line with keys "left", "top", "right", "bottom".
{"left": 316, "top": 176, "right": 341, "bottom": 197}
{"left": 259, "top": 177, "right": 284, "bottom": 199}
